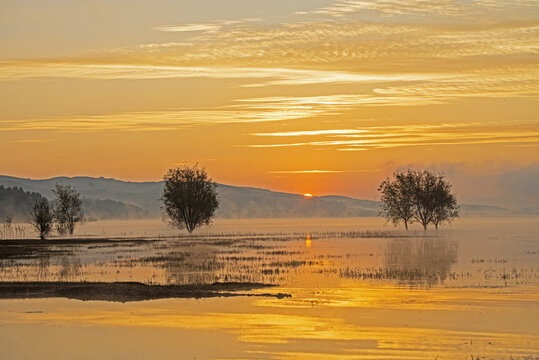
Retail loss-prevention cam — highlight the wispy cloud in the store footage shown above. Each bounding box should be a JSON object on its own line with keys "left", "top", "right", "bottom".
{"left": 303, "top": 0, "right": 465, "bottom": 17}
{"left": 299, "top": 0, "right": 538, "bottom": 18}
{"left": 3, "top": 82, "right": 537, "bottom": 133}
{"left": 267, "top": 170, "right": 344, "bottom": 174}
{"left": 0, "top": 100, "right": 332, "bottom": 132}
{"left": 130, "top": 20, "right": 539, "bottom": 74}
{"left": 250, "top": 129, "right": 368, "bottom": 137}
{"left": 154, "top": 24, "right": 221, "bottom": 33}
{"left": 246, "top": 122, "right": 539, "bottom": 151}
{"left": 0, "top": 62, "right": 442, "bottom": 87}
{"left": 153, "top": 18, "right": 261, "bottom": 33}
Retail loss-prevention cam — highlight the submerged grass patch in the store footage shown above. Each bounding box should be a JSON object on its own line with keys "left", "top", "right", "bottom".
{"left": 0, "top": 230, "right": 537, "bottom": 288}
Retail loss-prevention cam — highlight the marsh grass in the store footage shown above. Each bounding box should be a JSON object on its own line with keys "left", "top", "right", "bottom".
{"left": 0, "top": 230, "right": 537, "bottom": 288}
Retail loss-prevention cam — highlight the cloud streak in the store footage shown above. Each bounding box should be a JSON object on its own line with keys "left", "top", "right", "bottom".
{"left": 246, "top": 122, "right": 539, "bottom": 151}
{"left": 153, "top": 18, "right": 261, "bottom": 33}
{"left": 0, "top": 62, "right": 442, "bottom": 87}
{"left": 299, "top": 0, "right": 538, "bottom": 18}
{"left": 154, "top": 24, "right": 221, "bottom": 33}
{"left": 267, "top": 170, "right": 344, "bottom": 174}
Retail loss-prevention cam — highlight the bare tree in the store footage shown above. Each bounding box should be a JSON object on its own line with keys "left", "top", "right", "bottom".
{"left": 53, "top": 184, "right": 83, "bottom": 235}
{"left": 378, "top": 170, "right": 459, "bottom": 230}
{"left": 30, "top": 198, "right": 54, "bottom": 240}
{"left": 162, "top": 165, "right": 219, "bottom": 233}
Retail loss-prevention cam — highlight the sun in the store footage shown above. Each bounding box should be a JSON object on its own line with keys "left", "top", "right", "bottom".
{"left": 303, "top": 193, "right": 313, "bottom": 198}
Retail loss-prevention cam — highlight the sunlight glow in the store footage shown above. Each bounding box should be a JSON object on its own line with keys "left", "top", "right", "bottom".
{"left": 1, "top": 0, "right": 537, "bottom": 198}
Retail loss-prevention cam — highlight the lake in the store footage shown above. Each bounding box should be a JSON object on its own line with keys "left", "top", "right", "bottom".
{"left": 1, "top": 217, "right": 538, "bottom": 359}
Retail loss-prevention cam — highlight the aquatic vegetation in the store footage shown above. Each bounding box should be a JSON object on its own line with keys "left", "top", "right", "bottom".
{"left": 0, "top": 229, "right": 536, "bottom": 289}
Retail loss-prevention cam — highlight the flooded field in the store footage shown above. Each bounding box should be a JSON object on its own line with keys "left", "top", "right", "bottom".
{"left": 1, "top": 217, "right": 538, "bottom": 359}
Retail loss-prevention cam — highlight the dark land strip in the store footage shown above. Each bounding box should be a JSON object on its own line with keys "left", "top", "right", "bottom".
{"left": 0, "top": 281, "right": 291, "bottom": 302}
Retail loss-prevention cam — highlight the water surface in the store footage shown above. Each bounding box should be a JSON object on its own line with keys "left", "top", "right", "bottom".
{"left": 1, "top": 217, "right": 538, "bottom": 359}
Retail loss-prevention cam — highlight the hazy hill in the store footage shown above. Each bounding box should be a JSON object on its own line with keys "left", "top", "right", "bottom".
{"left": 0, "top": 186, "right": 45, "bottom": 222}
{"left": 0, "top": 185, "right": 146, "bottom": 221}
{"left": 0, "top": 175, "right": 526, "bottom": 220}
{"left": 217, "top": 185, "right": 379, "bottom": 218}
{"left": 0, "top": 176, "right": 161, "bottom": 214}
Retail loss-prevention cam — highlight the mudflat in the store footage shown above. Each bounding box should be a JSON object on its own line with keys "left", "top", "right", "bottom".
{"left": 0, "top": 281, "right": 289, "bottom": 302}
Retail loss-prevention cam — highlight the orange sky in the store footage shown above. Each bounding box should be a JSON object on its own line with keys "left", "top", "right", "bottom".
{"left": 0, "top": 0, "right": 538, "bottom": 205}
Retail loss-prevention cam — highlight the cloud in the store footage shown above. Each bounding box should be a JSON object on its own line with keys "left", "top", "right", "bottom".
{"left": 245, "top": 122, "right": 539, "bottom": 151}
{"left": 1, "top": 16, "right": 537, "bottom": 97}
{"left": 299, "top": 0, "right": 539, "bottom": 18}
{"left": 305, "top": 0, "right": 465, "bottom": 17}
{"left": 153, "top": 18, "right": 261, "bottom": 33}
{"left": 250, "top": 129, "right": 368, "bottom": 137}
{"left": 267, "top": 170, "right": 344, "bottom": 174}
{"left": 137, "top": 20, "right": 539, "bottom": 71}
{"left": 154, "top": 24, "right": 221, "bottom": 33}
{"left": 0, "top": 61, "right": 443, "bottom": 87}
{"left": 0, "top": 99, "right": 333, "bottom": 132}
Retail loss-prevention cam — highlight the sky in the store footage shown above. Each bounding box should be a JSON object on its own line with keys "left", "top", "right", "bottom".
{"left": 0, "top": 0, "right": 538, "bottom": 207}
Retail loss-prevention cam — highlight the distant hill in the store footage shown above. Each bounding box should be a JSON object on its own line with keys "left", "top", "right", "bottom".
{"left": 81, "top": 198, "right": 146, "bottom": 220}
{"left": 0, "top": 175, "right": 531, "bottom": 220}
{"left": 0, "top": 185, "right": 146, "bottom": 221}
{"left": 0, "top": 186, "right": 45, "bottom": 222}
{"left": 217, "top": 185, "right": 379, "bottom": 218}
{"left": 0, "top": 176, "right": 161, "bottom": 215}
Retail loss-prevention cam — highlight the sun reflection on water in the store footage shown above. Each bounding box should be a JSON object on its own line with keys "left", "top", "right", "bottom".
{"left": 1, "top": 220, "right": 539, "bottom": 359}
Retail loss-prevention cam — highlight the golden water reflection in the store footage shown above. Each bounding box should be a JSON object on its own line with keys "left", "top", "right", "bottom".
{"left": 1, "top": 219, "right": 538, "bottom": 359}
{"left": 3, "top": 283, "right": 538, "bottom": 360}
{"left": 384, "top": 237, "right": 458, "bottom": 286}
{"left": 1, "top": 231, "right": 536, "bottom": 288}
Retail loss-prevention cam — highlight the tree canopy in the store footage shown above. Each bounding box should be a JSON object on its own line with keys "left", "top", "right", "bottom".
{"left": 378, "top": 170, "right": 459, "bottom": 230}
{"left": 53, "top": 184, "right": 83, "bottom": 235}
{"left": 30, "top": 198, "right": 54, "bottom": 240}
{"left": 162, "top": 165, "right": 219, "bottom": 233}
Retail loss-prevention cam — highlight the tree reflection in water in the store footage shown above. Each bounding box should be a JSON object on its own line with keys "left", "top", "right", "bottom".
{"left": 384, "top": 237, "right": 458, "bottom": 286}
{"left": 163, "top": 245, "right": 225, "bottom": 285}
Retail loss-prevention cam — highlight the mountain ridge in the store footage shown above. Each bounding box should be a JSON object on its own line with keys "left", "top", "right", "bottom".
{"left": 0, "top": 175, "right": 529, "bottom": 219}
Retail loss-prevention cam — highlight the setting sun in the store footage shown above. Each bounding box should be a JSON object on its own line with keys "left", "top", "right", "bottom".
{"left": 303, "top": 193, "right": 313, "bottom": 198}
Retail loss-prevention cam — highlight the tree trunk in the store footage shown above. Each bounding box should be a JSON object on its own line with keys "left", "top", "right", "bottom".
{"left": 404, "top": 221, "right": 408, "bottom": 230}
{"left": 423, "top": 223, "right": 427, "bottom": 231}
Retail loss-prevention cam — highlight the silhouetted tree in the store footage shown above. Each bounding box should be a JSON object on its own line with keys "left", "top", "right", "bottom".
{"left": 30, "top": 198, "right": 54, "bottom": 240}
{"left": 53, "top": 184, "right": 83, "bottom": 235}
{"left": 409, "top": 170, "right": 437, "bottom": 230}
{"left": 378, "top": 170, "right": 459, "bottom": 230}
{"left": 162, "top": 165, "right": 219, "bottom": 233}
{"left": 431, "top": 175, "right": 459, "bottom": 230}
{"left": 378, "top": 172, "right": 414, "bottom": 230}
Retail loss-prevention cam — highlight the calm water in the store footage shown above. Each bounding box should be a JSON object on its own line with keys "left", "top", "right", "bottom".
{"left": 1, "top": 217, "right": 538, "bottom": 359}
